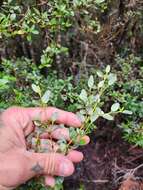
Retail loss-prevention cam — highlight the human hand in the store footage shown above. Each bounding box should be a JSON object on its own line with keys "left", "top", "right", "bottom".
{"left": 0, "top": 107, "right": 89, "bottom": 189}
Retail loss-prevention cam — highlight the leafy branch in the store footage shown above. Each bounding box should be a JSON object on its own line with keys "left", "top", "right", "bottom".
{"left": 30, "top": 65, "right": 132, "bottom": 189}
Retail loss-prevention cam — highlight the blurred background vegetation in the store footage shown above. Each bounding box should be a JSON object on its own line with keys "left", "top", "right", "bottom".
{"left": 0, "top": 0, "right": 143, "bottom": 189}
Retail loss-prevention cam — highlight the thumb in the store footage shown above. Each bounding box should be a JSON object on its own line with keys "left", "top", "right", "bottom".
{"left": 25, "top": 151, "right": 75, "bottom": 178}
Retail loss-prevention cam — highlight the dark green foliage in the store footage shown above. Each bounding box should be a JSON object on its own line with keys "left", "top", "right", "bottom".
{"left": 110, "top": 54, "right": 143, "bottom": 146}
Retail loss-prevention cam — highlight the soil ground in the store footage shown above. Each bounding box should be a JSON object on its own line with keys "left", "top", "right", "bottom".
{"left": 64, "top": 121, "right": 143, "bottom": 190}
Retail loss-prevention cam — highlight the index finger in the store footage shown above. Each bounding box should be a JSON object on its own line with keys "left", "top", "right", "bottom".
{"left": 24, "top": 107, "right": 81, "bottom": 128}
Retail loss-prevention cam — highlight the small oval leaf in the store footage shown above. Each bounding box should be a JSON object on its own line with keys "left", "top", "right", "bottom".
{"left": 122, "top": 110, "right": 133, "bottom": 115}
{"left": 98, "top": 80, "right": 104, "bottom": 88}
{"left": 111, "top": 103, "right": 120, "bottom": 112}
{"left": 76, "top": 112, "right": 85, "bottom": 122}
{"left": 91, "top": 113, "right": 99, "bottom": 122}
{"left": 88, "top": 75, "right": 94, "bottom": 88}
{"left": 106, "top": 65, "right": 111, "bottom": 73}
{"left": 31, "top": 84, "right": 41, "bottom": 95}
{"left": 41, "top": 90, "right": 51, "bottom": 104}
{"left": 79, "top": 89, "right": 88, "bottom": 102}
{"left": 97, "top": 70, "right": 103, "bottom": 78}
{"left": 102, "top": 114, "right": 114, "bottom": 121}
{"left": 108, "top": 73, "right": 117, "bottom": 86}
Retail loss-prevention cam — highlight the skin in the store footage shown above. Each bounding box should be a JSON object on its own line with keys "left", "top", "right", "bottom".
{"left": 0, "top": 107, "right": 90, "bottom": 189}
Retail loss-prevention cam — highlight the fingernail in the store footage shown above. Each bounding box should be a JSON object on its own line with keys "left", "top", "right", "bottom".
{"left": 59, "top": 162, "right": 70, "bottom": 176}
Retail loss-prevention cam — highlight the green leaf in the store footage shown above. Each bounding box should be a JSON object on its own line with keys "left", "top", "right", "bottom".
{"left": 31, "top": 84, "right": 41, "bottom": 95}
{"left": 111, "top": 103, "right": 120, "bottom": 112}
{"left": 102, "top": 114, "right": 114, "bottom": 120}
{"left": 98, "top": 80, "right": 104, "bottom": 88}
{"left": 96, "top": 0, "right": 105, "bottom": 4}
{"left": 16, "top": 30, "right": 25, "bottom": 35}
{"left": 106, "top": 65, "right": 111, "bottom": 73}
{"left": 27, "top": 34, "right": 32, "bottom": 41}
{"left": 79, "top": 89, "right": 88, "bottom": 102}
{"left": 95, "top": 107, "right": 104, "bottom": 115}
{"left": 10, "top": 13, "right": 16, "bottom": 20}
{"left": 59, "top": 142, "right": 67, "bottom": 153}
{"left": 91, "top": 113, "right": 99, "bottom": 122}
{"left": 32, "top": 30, "right": 39, "bottom": 34}
{"left": 80, "top": 109, "right": 86, "bottom": 115}
{"left": 97, "top": 70, "right": 103, "bottom": 78}
{"left": 76, "top": 112, "right": 85, "bottom": 122}
{"left": 86, "top": 107, "right": 93, "bottom": 115}
{"left": 88, "top": 75, "right": 94, "bottom": 88}
{"left": 0, "top": 79, "right": 9, "bottom": 85}
{"left": 55, "top": 176, "right": 64, "bottom": 185}
{"left": 93, "top": 94, "right": 100, "bottom": 102}
{"left": 41, "top": 90, "right": 51, "bottom": 104}
{"left": 122, "top": 110, "right": 133, "bottom": 115}
{"left": 108, "top": 73, "right": 117, "bottom": 86}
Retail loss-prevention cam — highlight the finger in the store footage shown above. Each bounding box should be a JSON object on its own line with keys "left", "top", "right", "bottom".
{"left": 30, "top": 138, "right": 59, "bottom": 153}
{"left": 44, "top": 175, "right": 55, "bottom": 187}
{"left": 23, "top": 121, "right": 35, "bottom": 137}
{"left": 39, "top": 125, "right": 90, "bottom": 145}
{"left": 1, "top": 151, "right": 75, "bottom": 187}
{"left": 67, "top": 150, "right": 84, "bottom": 163}
{"left": 80, "top": 135, "right": 90, "bottom": 145}
{"left": 30, "top": 139, "right": 85, "bottom": 163}
{"left": 40, "top": 126, "right": 70, "bottom": 141}
{"left": 25, "top": 151, "right": 75, "bottom": 178}
{"left": 24, "top": 107, "right": 81, "bottom": 127}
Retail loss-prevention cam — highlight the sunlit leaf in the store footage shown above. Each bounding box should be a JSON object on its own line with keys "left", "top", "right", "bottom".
{"left": 41, "top": 90, "right": 51, "bottom": 104}
{"left": 88, "top": 75, "right": 94, "bottom": 88}
{"left": 91, "top": 113, "right": 99, "bottom": 122}
{"left": 97, "top": 70, "right": 103, "bottom": 78}
{"left": 76, "top": 112, "right": 85, "bottom": 122}
{"left": 10, "top": 13, "right": 16, "bottom": 20}
{"left": 122, "top": 110, "right": 133, "bottom": 115}
{"left": 31, "top": 84, "right": 41, "bottom": 95}
{"left": 96, "top": 0, "right": 105, "bottom": 4}
{"left": 0, "top": 79, "right": 9, "bottom": 85}
{"left": 95, "top": 107, "right": 104, "bottom": 115}
{"left": 106, "top": 65, "right": 111, "bottom": 73}
{"left": 102, "top": 113, "right": 114, "bottom": 120}
{"left": 108, "top": 73, "right": 117, "bottom": 85}
{"left": 98, "top": 80, "right": 104, "bottom": 88}
{"left": 79, "top": 89, "right": 88, "bottom": 102}
{"left": 111, "top": 103, "right": 120, "bottom": 112}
